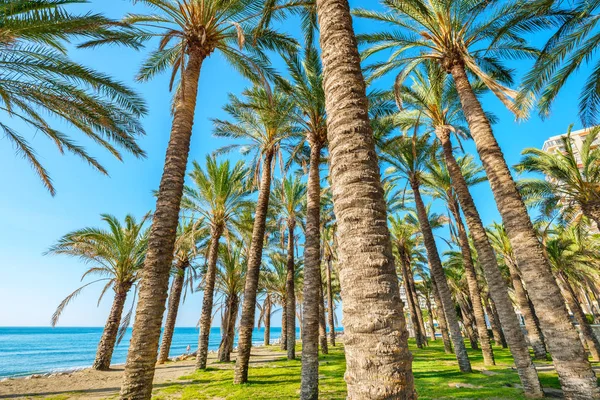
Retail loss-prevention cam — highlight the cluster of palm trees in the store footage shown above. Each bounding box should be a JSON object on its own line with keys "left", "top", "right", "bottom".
{"left": 14, "top": 0, "right": 600, "bottom": 399}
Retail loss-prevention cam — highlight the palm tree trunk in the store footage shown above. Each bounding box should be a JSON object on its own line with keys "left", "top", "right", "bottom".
{"left": 319, "top": 272, "right": 329, "bottom": 355}
{"left": 506, "top": 261, "right": 548, "bottom": 360}
{"left": 119, "top": 51, "right": 203, "bottom": 400}
{"left": 399, "top": 254, "right": 424, "bottom": 348}
{"left": 425, "top": 295, "right": 437, "bottom": 341}
{"left": 326, "top": 254, "right": 336, "bottom": 347}
{"left": 264, "top": 296, "right": 271, "bottom": 346}
{"left": 582, "top": 203, "right": 600, "bottom": 230}
{"left": 557, "top": 273, "right": 600, "bottom": 362}
{"left": 196, "top": 224, "right": 224, "bottom": 370}
{"left": 281, "top": 301, "right": 288, "bottom": 351}
{"left": 409, "top": 268, "right": 428, "bottom": 347}
{"left": 218, "top": 294, "right": 239, "bottom": 362}
{"left": 449, "top": 61, "right": 598, "bottom": 399}
{"left": 158, "top": 263, "right": 187, "bottom": 364}
{"left": 233, "top": 150, "right": 275, "bottom": 384}
{"left": 448, "top": 196, "right": 494, "bottom": 365}
{"left": 93, "top": 284, "right": 130, "bottom": 370}
{"left": 437, "top": 127, "right": 541, "bottom": 395}
{"left": 485, "top": 298, "right": 507, "bottom": 348}
{"left": 457, "top": 296, "right": 479, "bottom": 350}
{"left": 286, "top": 221, "right": 296, "bottom": 360}
{"left": 316, "top": 0, "right": 415, "bottom": 396}
{"left": 412, "top": 184, "right": 472, "bottom": 372}
{"left": 431, "top": 273, "right": 453, "bottom": 353}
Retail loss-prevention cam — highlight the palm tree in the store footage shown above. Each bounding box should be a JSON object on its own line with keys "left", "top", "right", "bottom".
{"left": 214, "top": 83, "right": 297, "bottom": 383}
{"left": 158, "top": 218, "right": 207, "bottom": 364}
{"left": 356, "top": 1, "right": 598, "bottom": 396}
{"left": 47, "top": 214, "right": 149, "bottom": 371}
{"left": 322, "top": 218, "right": 338, "bottom": 348}
{"left": 215, "top": 243, "right": 247, "bottom": 362}
{"left": 487, "top": 222, "right": 548, "bottom": 360}
{"left": 118, "top": 1, "right": 296, "bottom": 396}
{"left": 381, "top": 133, "right": 472, "bottom": 373}
{"left": 181, "top": 156, "right": 249, "bottom": 370}
{"left": 414, "top": 271, "right": 438, "bottom": 342}
{"left": 314, "top": 0, "right": 416, "bottom": 396}
{"left": 271, "top": 176, "right": 306, "bottom": 360}
{"left": 516, "top": 127, "right": 600, "bottom": 229}
{"left": 1, "top": 0, "right": 147, "bottom": 195}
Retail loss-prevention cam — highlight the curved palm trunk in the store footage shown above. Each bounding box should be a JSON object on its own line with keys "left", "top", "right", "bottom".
{"left": 432, "top": 273, "right": 453, "bottom": 353}
{"left": 316, "top": 0, "right": 415, "bottom": 396}
{"left": 399, "top": 254, "right": 425, "bottom": 348}
{"left": 119, "top": 52, "right": 203, "bottom": 400}
{"left": 557, "top": 273, "right": 600, "bottom": 362}
{"left": 326, "top": 255, "right": 336, "bottom": 347}
{"left": 264, "top": 295, "right": 272, "bottom": 346}
{"left": 485, "top": 298, "right": 507, "bottom": 348}
{"left": 218, "top": 293, "right": 239, "bottom": 362}
{"left": 412, "top": 184, "right": 472, "bottom": 372}
{"left": 506, "top": 261, "right": 548, "bottom": 360}
{"left": 318, "top": 273, "right": 329, "bottom": 355}
{"left": 449, "top": 62, "right": 598, "bottom": 399}
{"left": 158, "top": 263, "right": 187, "bottom": 364}
{"left": 448, "top": 197, "right": 494, "bottom": 365}
{"left": 457, "top": 296, "right": 479, "bottom": 350}
{"left": 196, "top": 224, "right": 224, "bottom": 370}
{"left": 425, "top": 295, "right": 437, "bottom": 341}
{"left": 93, "top": 284, "right": 130, "bottom": 370}
{"left": 301, "top": 142, "right": 322, "bottom": 399}
{"left": 286, "top": 221, "right": 296, "bottom": 360}
{"left": 234, "top": 150, "right": 275, "bottom": 384}
{"left": 438, "top": 127, "right": 542, "bottom": 394}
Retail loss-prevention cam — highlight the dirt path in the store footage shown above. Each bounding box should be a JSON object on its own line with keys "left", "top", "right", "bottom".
{"left": 0, "top": 346, "right": 287, "bottom": 399}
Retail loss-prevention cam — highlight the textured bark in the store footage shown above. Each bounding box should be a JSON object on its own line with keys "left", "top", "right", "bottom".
{"left": 438, "top": 126, "right": 542, "bottom": 395}
{"left": 119, "top": 51, "right": 203, "bottom": 400}
{"left": 558, "top": 273, "right": 600, "bottom": 362}
{"left": 582, "top": 203, "right": 600, "bottom": 231}
{"left": 264, "top": 296, "right": 271, "bottom": 346}
{"left": 399, "top": 255, "right": 424, "bottom": 348}
{"left": 409, "top": 269, "right": 428, "bottom": 347}
{"left": 234, "top": 150, "right": 274, "bottom": 384}
{"left": 218, "top": 294, "right": 239, "bottom": 362}
{"left": 281, "top": 301, "right": 288, "bottom": 351}
{"left": 286, "top": 221, "right": 296, "bottom": 360}
{"left": 412, "top": 184, "right": 472, "bottom": 372}
{"left": 448, "top": 197, "right": 494, "bottom": 364}
{"left": 506, "top": 261, "right": 548, "bottom": 360}
{"left": 316, "top": 0, "right": 415, "bottom": 396}
{"left": 425, "top": 295, "right": 437, "bottom": 341}
{"left": 300, "top": 142, "right": 322, "bottom": 400}
{"left": 157, "top": 263, "right": 187, "bottom": 364}
{"left": 431, "top": 274, "right": 453, "bottom": 354}
{"left": 457, "top": 297, "right": 479, "bottom": 350}
{"left": 450, "top": 62, "right": 598, "bottom": 399}
{"left": 486, "top": 299, "right": 507, "bottom": 348}
{"left": 93, "top": 284, "right": 130, "bottom": 370}
{"left": 326, "top": 255, "right": 336, "bottom": 347}
{"left": 319, "top": 272, "right": 329, "bottom": 355}
{"left": 196, "top": 224, "right": 224, "bottom": 369}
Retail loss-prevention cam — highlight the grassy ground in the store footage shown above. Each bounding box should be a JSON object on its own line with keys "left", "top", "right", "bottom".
{"left": 153, "top": 339, "right": 592, "bottom": 400}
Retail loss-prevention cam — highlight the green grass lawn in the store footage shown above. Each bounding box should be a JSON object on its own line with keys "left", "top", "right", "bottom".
{"left": 153, "top": 339, "right": 591, "bottom": 399}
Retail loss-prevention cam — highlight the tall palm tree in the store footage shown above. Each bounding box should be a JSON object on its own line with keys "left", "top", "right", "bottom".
{"left": 356, "top": 1, "right": 598, "bottom": 396}
{"left": 516, "top": 127, "right": 600, "bottom": 229}
{"left": 424, "top": 156, "right": 495, "bottom": 365}
{"left": 314, "top": 0, "right": 416, "bottom": 397}
{"left": 158, "top": 218, "right": 207, "bottom": 364}
{"left": 215, "top": 243, "right": 247, "bottom": 362}
{"left": 214, "top": 83, "right": 297, "bottom": 383}
{"left": 271, "top": 176, "right": 306, "bottom": 360}
{"left": 47, "top": 213, "right": 149, "bottom": 371}
{"left": 1, "top": 0, "right": 147, "bottom": 195}
{"left": 118, "top": 1, "right": 295, "bottom": 396}
{"left": 487, "top": 222, "right": 548, "bottom": 360}
{"left": 182, "top": 156, "right": 249, "bottom": 370}
{"left": 382, "top": 133, "right": 472, "bottom": 372}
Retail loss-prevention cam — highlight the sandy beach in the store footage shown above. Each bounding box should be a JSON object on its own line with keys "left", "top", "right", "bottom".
{"left": 0, "top": 346, "right": 287, "bottom": 399}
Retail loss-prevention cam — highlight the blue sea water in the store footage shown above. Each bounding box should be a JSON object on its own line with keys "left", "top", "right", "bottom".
{"left": 0, "top": 326, "right": 287, "bottom": 378}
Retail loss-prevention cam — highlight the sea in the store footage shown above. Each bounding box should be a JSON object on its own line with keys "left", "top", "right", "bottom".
{"left": 0, "top": 326, "right": 290, "bottom": 378}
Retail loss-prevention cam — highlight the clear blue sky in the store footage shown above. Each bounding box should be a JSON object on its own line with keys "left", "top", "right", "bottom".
{"left": 0, "top": 0, "right": 589, "bottom": 328}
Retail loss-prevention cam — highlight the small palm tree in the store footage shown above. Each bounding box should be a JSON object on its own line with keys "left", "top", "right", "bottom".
{"left": 270, "top": 176, "right": 306, "bottom": 360}
{"left": 214, "top": 82, "right": 298, "bottom": 383}
{"left": 47, "top": 213, "right": 149, "bottom": 371}
{"left": 517, "top": 126, "right": 600, "bottom": 229}
{"left": 181, "top": 156, "right": 249, "bottom": 370}
{"left": 157, "top": 218, "right": 207, "bottom": 364}
{"left": 1, "top": 0, "right": 147, "bottom": 194}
